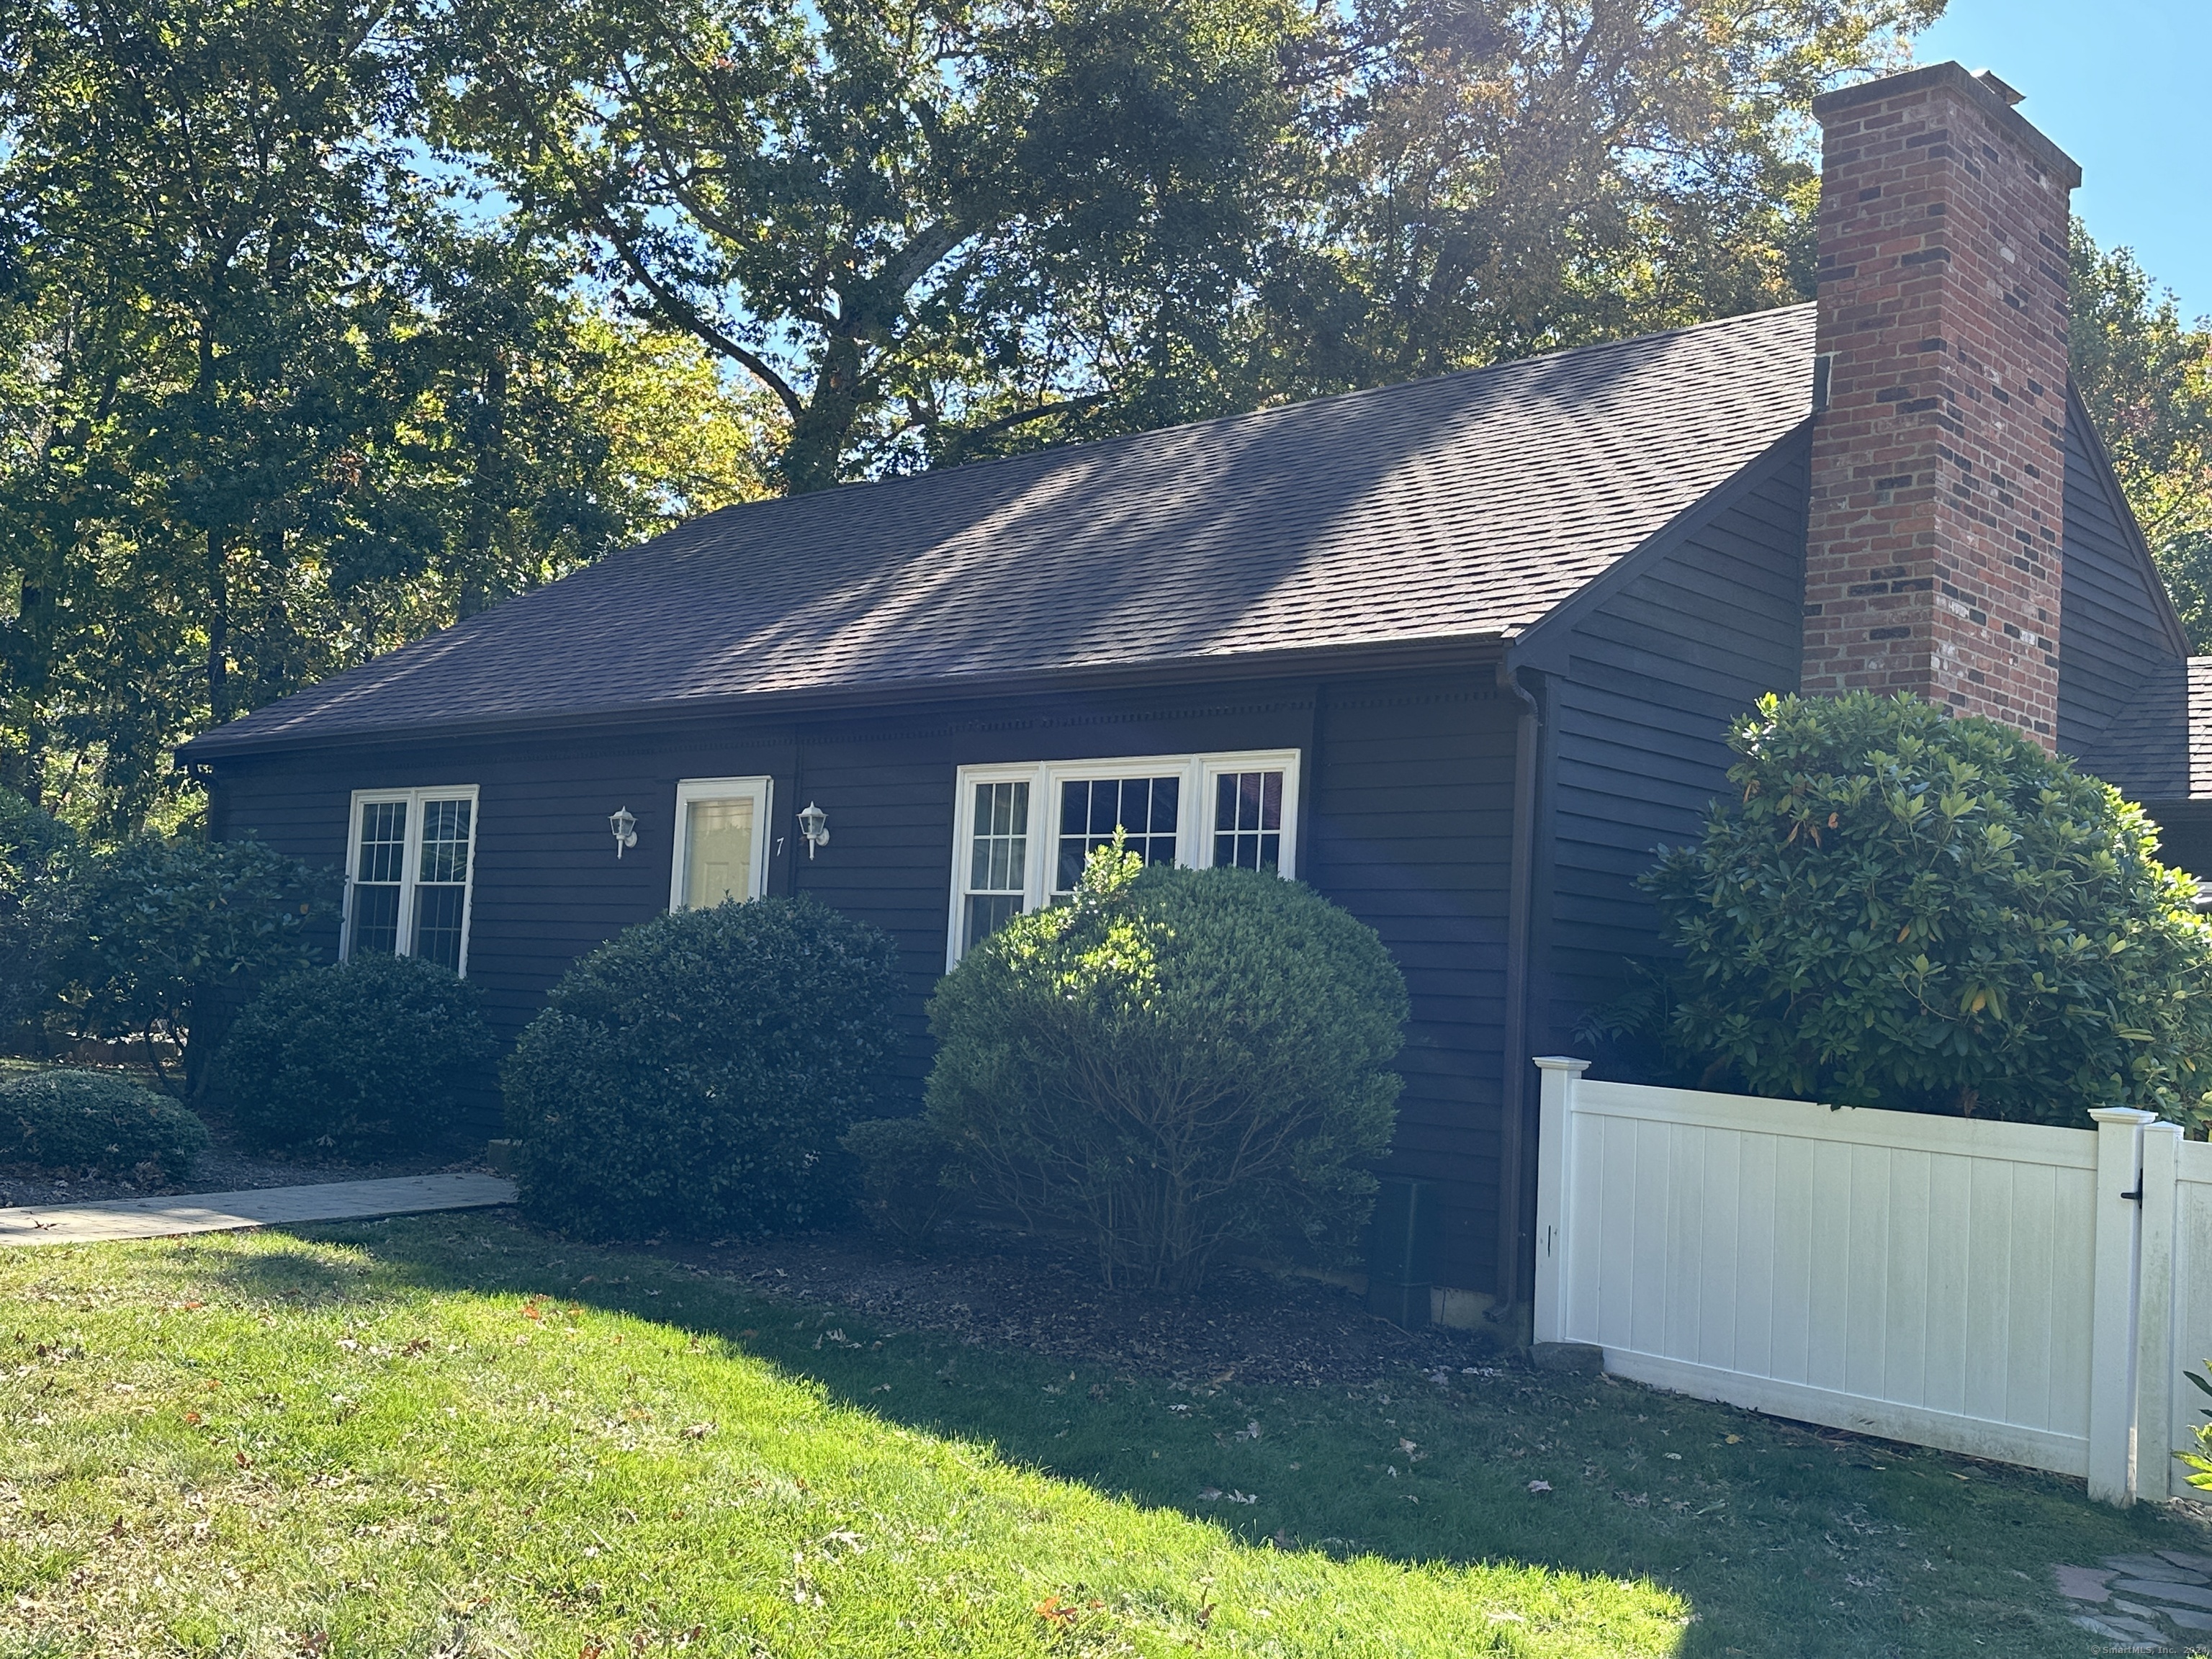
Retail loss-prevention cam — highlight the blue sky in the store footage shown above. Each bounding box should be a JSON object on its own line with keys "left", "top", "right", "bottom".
{"left": 1911, "top": 0, "right": 2209, "bottom": 319}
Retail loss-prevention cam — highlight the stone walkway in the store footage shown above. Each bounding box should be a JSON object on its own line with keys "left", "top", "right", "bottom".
{"left": 0, "top": 1174, "right": 516, "bottom": 1247}
{"left": 2057, "top": 1550, "right": 2212, "bottom": 1650}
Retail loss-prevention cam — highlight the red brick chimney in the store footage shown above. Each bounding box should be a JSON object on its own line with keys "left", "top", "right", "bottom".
{"left": 1802, "top": 63, "right": 2082, "bottom": 747}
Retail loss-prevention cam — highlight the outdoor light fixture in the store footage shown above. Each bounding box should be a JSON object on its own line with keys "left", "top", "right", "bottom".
{"left": 797, "top": 801, "right": 830, "bottom": 859}
{"left": 608, "top": 805, "right": 637, "bottom": 858}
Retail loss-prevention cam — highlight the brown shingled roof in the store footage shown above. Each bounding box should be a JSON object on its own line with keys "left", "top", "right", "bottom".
{"left": 186, "top": 303, "right": 1818, "bottom": 757}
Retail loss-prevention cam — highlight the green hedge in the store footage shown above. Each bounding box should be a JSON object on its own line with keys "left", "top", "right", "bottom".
{"left": 926, "top": 845, "right": 1406, "bottom": 1290}
{"left": 1630, "top": 691, "right": 2212, "bottom": 1126}
{"left": 219, "top": 953, "right": 497, "bottom": 1155}
{"left": 504, "top": 896, "right": 902, "bottom": 1241}
{"left": 0, "top": 1068, "right": 208, "bottom": 1182}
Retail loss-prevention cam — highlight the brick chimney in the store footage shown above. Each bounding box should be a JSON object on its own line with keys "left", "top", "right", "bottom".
{"left": 1802, "top": 63, "right": 2082, "bottom": 746}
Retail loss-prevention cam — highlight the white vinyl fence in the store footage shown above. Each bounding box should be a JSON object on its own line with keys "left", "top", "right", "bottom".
{"left": 1531, "top": 1058, "right": 2208, "bottom": 1506}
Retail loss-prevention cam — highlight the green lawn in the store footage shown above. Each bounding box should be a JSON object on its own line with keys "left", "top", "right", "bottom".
{"left": 4, "top": 1214, "right": 2206, "bottom": 1657}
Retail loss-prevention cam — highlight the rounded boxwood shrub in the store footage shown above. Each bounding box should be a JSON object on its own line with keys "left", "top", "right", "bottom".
{"left": 925, "top": 845, "right": 1408, "bottom": 1291}
{"left": 1632, "top": 691, "right": 2212, "bottom": 1126}
{"left": 219, "top": 953, "right": 496, "bottom": 1154}
{"left": 503, "top": 896, "right": 902, "bottom": 1241}
{"left": 0, "top": 1067, "right": 209, "bottom": 1182}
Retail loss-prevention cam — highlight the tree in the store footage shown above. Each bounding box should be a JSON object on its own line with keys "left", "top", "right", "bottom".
{"left": 1259, "top": 0, "right": 1938, "bottom": 395}
{"left": 433, "top": 0, "right": 1305, "bottom": 493}
{"left": 0, "top": 0, "right": 774, "bottom": 833}
{"left": 2069, "top": 223, "right": 2212, "bottom": 649}
{"left": 60, "top": 834, "right": 330, "bottom": 1099}
{"left": 1630, "top": 692, "right": 2212, "bottom": 1129}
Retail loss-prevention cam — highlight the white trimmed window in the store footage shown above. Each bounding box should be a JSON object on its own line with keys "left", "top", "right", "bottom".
{"left": 345, "top": 786, "right": 480, "bottom": 974}
{"left": 670, "top": 776, "right": 773, "bottom": 910}
{"left": 947, "top": 750, "right": 1299, "bottom": 963}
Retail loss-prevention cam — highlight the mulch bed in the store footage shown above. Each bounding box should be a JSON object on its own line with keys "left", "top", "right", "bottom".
{"left": 647, "top": 1221, "right": 1516, "bottom": 1388}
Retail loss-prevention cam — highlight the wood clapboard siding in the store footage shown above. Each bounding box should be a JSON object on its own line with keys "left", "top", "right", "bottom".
{"left": 1533, "top": 440, "right": 1811, "bottom": 1058}
{"left": 2056, "top": 397, "right": 2187, "bottom": 775}
{"left": 212, "top": 669, "right": 1521, "bottom": 1290}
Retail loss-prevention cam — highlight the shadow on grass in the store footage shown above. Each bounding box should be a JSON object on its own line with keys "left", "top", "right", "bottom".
{"left": 177, "top": 1211, "right": 2212, "bottom": 1659}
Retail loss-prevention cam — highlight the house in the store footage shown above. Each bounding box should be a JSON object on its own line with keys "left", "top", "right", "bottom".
{"left": 181, "top": 63, "right": 2202, "bottom": 1326}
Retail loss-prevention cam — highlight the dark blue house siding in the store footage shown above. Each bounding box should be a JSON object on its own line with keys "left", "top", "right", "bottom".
{"left": 210, "top": 665, "right": 1520, "bottom": 1291}
{"left": 2056, "top": 395, "right": 2190, "bottom": 780}
{"left": 1309, "top": 675, "right": 1519, "bottom": 1293}
{"left": 1523, "top": 438, "right": 1812, "bottom": 1061}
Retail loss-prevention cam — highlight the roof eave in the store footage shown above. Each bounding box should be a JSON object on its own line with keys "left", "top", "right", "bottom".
{"left": 179, "top": 632, "right": 1514, "bottom": 765}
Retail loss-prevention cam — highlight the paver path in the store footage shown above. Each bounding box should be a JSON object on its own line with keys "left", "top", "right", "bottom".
{"left": 0, "top": 1174, "right": 516, "bottom": 1247}
{"left": 2056, "top": 1550, "right": 2212, "bottom": 1650}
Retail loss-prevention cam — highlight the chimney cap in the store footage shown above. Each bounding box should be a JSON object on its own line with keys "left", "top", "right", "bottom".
{"left": 1974, "top": 68, "right": 2026, "bottom": 107}
{"left": 1812, "top": 61, "right": 2081, "bottom": 190}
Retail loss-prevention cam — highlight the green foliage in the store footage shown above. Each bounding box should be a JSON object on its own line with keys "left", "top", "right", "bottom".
{"left": 60, "top": 835, "right": 330, "bottom": 1099}
{"left": 926, "top": 845, "right": 1406, "bottom": 1291}
{"left": 433, "top": 0, "right": 1933, "bottom": 493}
{"left": 0, "top": 1066, "right": 208, "bottom": 1181}
{"left": 0, "top": 0, "right": 774, "bottom": 831}
{"left": 1635, "top": 692, "right": 2212, "bottom": 1127}
{"left": 433, "top": 0, "right": 1305, "bottom": 494}
{"left": 1277, "top": 0, "right": 1938, "bottom": 388}
{"left": 503, "top": 896, "right": 901, "bottom": 1241}
{"left": 218, "top": 953, "right": 496, "bottom": 1155}
{"left": 2178, "top": 1362, "right": 2212, "bottom": 1493}
{"left": 0, "top": 789, "right": 76, "bottom": 1052}
{"left": 839, "top": 1116, "right": 958, "bottom": 1248}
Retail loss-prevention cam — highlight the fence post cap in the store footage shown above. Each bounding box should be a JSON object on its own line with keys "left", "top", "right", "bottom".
{"left": 2087, "top": 1107, "right": 2159, "bottom": 1126}
{"left": 1533, "top": 1056, "right": 1593, "bottom": 1075}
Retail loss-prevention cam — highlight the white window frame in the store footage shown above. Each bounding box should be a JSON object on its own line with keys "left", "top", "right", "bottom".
{"left": 343, "top": 784, "right": 481, "bottom": 976}
{"left": 669, "top": 775, "right": 775, "bottom": 911}
{"left": 945, "top": 748, "right": 1300, "bottom": 966}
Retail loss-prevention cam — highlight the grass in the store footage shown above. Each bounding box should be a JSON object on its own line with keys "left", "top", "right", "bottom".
{"left": 4, "top": 1214, "right": 2208, "bottom": 1658}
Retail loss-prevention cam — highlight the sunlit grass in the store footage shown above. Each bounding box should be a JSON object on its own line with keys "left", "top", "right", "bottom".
{"left": 2, "top": 1222, "right": 1680, "bottom": 1658}
{"left": 6, "top": 1211, "right": 2210, "bottom": 1657}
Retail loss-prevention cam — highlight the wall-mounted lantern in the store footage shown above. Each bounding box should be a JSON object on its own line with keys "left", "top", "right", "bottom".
{"left": 797, "top": 801, "right": 830, "bottom": 860}
{"left": 609, "top": 805, "right": 637, "bottom": 858}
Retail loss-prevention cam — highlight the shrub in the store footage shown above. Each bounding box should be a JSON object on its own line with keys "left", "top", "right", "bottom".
{"left": 218, "top": 953, "right": 497, "bottom": 1155}
{"left": 60, "top": 833, "right": 331, "bottom": 1099}
{"left": 503, "top": 896, "right": 902, "bottom": 1241}
{"left": 0, "top": 1067, "right": 209, "bottom": 1183}
{"left": 926, "top": 845, "right": 1407, "bottom": 1292}
{"left": 1630, "top": 691, "right": 2212, "bottom": 1126}
{"left": 0, "top": 791, "right": 75, "bottom": 1054}
{"left": 840, "top": 1116, "right": 958, "bottom": 1247}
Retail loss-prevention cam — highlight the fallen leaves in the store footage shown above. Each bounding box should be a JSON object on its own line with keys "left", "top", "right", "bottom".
{"left": 1527, "top": 1480, "right": 1552, "bottom": 1495}
{"left": 1197, "top": 1488, "right": 1259, "bottom": 1505}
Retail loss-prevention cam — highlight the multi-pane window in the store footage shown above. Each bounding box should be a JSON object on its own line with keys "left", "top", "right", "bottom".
{"left": 351, "top": 799, "right": 408, "bottom": 956}
{"left": 670, "top": 777, "right": 773, "bottom": 911}
{"left": 1212, "top": 770, "right": 1283, "bottom": 873}
{"left": 346, "top": 788, "right": 479, "bottom": 974}
{"left": 948, "top": 750, "right": 1298, "bottom": 965}
{"left": 412, "top": 799, "right": 474, "bottom": 971}
{"left": 1056, "top": 775, "right": 1179, "bottom": 891}
{"left": 963, "top": 780, "right": 1029, "bottom": 950}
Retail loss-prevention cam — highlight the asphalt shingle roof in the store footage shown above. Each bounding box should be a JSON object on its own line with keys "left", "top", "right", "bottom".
{"left": 187, "top": 304, "right": 1819, "bottom": 757}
